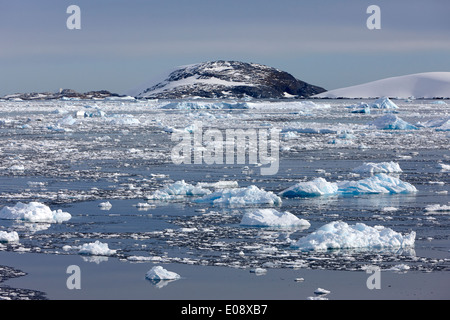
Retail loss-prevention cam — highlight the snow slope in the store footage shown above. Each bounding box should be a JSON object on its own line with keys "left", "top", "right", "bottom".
{"left": 315, "top": 72, "right": 450, "bottom": 99}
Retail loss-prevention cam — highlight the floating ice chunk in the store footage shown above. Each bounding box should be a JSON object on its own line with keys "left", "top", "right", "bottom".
{"left": 57, "top": 115, "right": 77, "bottom": 126}
{"left": 8, "top": 164, "right": 25, "bottom": 171}
{"left": 337, "top": 173, "right": 417, "bottom": 195}
{"left": 240, "top": 208, "right": 310, "bottom": 228}
{"left": 353, "top": 161, "right": 402, "bottom": 174}
{"left": 147, "top": 180, "right": 211, "bottom": 200}
{"left": 108, "top": 115, "right": 140, "bottom": 126}
{"left": 292, "top": 221, "right": 415, "bottom": 251}
{"left": 369, "top": 114, "right": 418, "bottom": 130}
{"left": 78, "top": 240, "right": 117, "bottom": 256}
{"left": 98, "top": 201, "right": 112, "bottom": 208}
{"left": 371, "top": 97, "right": 399, "bottom": 109}
{"left": 196, "top": 181, "right": 239, "bottom": 189}
{"left": 0, "top": 202, "right": 71, "bottom": 223}
{"left": 382, "top": 207, "right": 398, "bottom": 212}
{"left": 438, "top": 163, "right": 450, "bottom": 172}
{"left": 250, "top": 268, "right": 267, "bottom": 275}
{"left": 387, "top": 264, "right": 410, "bottom": 272}
{"left": 145, "top": 266, "right": 180, "bottom": 280}
{"left": 424, "top": 204, "right": 450, "bottom": 212}
{"left": 349, "top": 103, "right": 371, "bottom": 114}
{"left": 280, "top": 174, "right": 416, "bottom": 198}
{"left": 279, "top": 178, "right": 339, "bottom": 198}
{"left": 194, "top": 185, "right": 282, "bottom": 206}
{"left": 416, "top": 117, "right": 450, "bottom": 131}
{"left": 161, "top": 101, "right": 248, "bottom": 110}
{"left": 314, "top": 288, "right": 331, "bottom": 295}
{"left": 0, "top": 230, "right": 19, "bottom": 243}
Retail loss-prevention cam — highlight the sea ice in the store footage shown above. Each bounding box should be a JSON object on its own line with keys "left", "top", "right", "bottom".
{"left": 145, "top": 266, "right": 180, "bottom": 280}
{"left": 353, "top": 161, "right": 402, "bottom": 174}
{"left": 337, "top": 173, "right": 417, "bottom": 195}
{"left": 279, "top": 178, "right": 339, "bottom": 198}
{"left": 0, "top": 230, "right": 19, "bottom": 243}
{"left": 424, "top": 204, "right": 450, "bottom": 212}
{"left": 194, "top": 185, "right": 282, "bottom": 206}
{"left": 240, "top": 208, "right": 310, "bottom": 228}
{"left": 147, "top": 180, "right": 211, "bottom": 200}
{"left": 161, "top": 101, "right": 248, "bottom": 110}
{"left": 0, "top": 202, "right": 71, "bottom": 223}
{"left": 416, "top": 117, "right": 450, "bottom": 131}
{"left": 78, "top": 240, "right": 117, "bottom": 256}
{"left": 369, "top": 114, "right": 418, "bottom": 130}
{"left": 292, "top": 221, "right": 416, "bottom": 251}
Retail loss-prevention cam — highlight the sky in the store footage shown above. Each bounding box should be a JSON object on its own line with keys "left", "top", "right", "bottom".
{"left": 1, "top": 0, "right": 449, "bottom": 96}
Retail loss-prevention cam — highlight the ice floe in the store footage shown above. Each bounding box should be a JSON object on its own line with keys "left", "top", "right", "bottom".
{"left": 0, "top": 231, "right": 19, "bottom": 243}
{"left": 145, "top": 266, "right": 180, "bottom": 280}
{"left": 279, "top": 178, "right": 339, "bottom": 198}
{"left": 147, "top": 180, "right": 211, "bottom": 200}
{"left": 292, "top": 221, "right": 416, "bottom": 251}
{"left": 240, "top": 208, "right": 310, "bottom": 228}
{"left": 161, "top": 101, "right": 248, "bottom": 110}
{"left": 424, "top": 204, "right": 450, "bottom": 213}
{"left": 337, "top": 173, "right": 417, "bottom": 195}
{"left": 0, "top": 202, "right": 71, "bottom": 223}
{"left": 78, "top": 241, "right": 117, "bottom": 256}
{"left": 280, "top": 173, "right": 416, "bottom": 198}
{"left": 353, "top": 161, "right": 402, "bottom": 174}
{"left": 194, "top": 185, "right": 282, "bottom": 206}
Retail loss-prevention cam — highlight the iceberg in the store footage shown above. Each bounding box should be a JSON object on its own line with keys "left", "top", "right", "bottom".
{"left": 194, "top": 185, "right": 282, "bottom": 206}
{"left": 353, "top": 161, "right": 402, "bottom": 174}
{"left": 145, "top": 266, "right": 180, "bottom": 281}
{"left": 0, "top": 202, "right": 71, "bottom": 223}
{"left": 279, "top": 174, "right": 416, "bottom": 198}
{"left": 371, "top": 97, "right": 399, "bottom": 109}
{"left": 0, "top": 230, "right": 19, "bottom": 243}
{"left": 240, "top": 208, "right": 310, "bottom": 228}
{"left": 279, "top": 178, "right": 338, "bottom": 198}
{"left": 369, "top": 114, "right": 418, "bottom": 130}
{"left": 292, "top": 221, "right": 416, "bottom": 251}
{"left": 78, "top": 240, "right": 117, "bottom": 256}
{"left": 337, "top": 173, "right": 417, "bottom": 195}
{"left": 147, "top": 180, "right": 211, "bottom": 200}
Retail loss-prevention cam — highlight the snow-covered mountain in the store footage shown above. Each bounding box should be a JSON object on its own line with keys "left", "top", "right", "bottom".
{"left": 315, "top": 72, "right": 450, "bottom": 99}
{"left": 129, "top": 60, "right": 326, "bottom": 99}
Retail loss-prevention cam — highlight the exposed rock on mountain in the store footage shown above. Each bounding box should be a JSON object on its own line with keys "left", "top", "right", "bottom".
{"left": 131, "top": 60, "right": 326, "bottom": 99}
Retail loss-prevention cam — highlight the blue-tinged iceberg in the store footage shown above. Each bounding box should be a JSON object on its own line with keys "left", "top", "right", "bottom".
{"left": 369, "top": 114, "right": 418, "bottom": 130}
{"left": 416, "top": 116, "right": 450, "bottom": 132}
{"left": 279, "top": 173, "right": 417, "bottom": 198}
{"left": 279, "top": 178, "right": 338, "bottom": 198}
{"left": 292, "top": 221, "right": 416, "bottom": 251}
{"left": 337, "top": 173, "right": 417, "bottom": 195}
